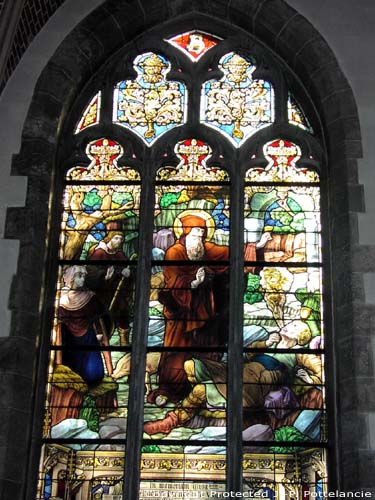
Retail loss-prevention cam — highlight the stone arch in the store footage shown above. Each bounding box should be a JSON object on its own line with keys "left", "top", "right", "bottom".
{"left": 1, "top": 1, "right": 363, "bottom": 498}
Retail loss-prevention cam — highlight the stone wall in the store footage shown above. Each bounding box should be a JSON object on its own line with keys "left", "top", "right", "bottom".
{"left": 0, "top": 0, "right": 373, "bottom": 498}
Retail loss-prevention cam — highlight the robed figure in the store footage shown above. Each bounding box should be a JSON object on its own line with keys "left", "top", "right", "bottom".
{"left": 149, "top": 213, "right": 229, "bottom": 406}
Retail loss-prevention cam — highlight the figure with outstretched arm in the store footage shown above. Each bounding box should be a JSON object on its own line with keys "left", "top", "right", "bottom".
{"left": 55, "top": 265, "right": 113, "bottom": 383}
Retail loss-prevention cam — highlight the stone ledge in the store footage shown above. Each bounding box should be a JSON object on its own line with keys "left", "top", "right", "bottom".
{"left": 351, "top": 246, "right": 375, "bottom": 272}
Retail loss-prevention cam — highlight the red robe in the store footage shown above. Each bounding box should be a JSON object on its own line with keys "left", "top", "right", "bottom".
{"left": 152, "top": 239, "right": 229, "bottom": 402}
{"left": 90, "top": 246, "right": 126, "bottom": 261}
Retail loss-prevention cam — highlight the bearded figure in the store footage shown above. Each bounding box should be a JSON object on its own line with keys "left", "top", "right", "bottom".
{"left": 148, "top": 214, "right": 229, "bottom": 406}
{"left": 87, "top": 231, "right": 133, "bottom": 346}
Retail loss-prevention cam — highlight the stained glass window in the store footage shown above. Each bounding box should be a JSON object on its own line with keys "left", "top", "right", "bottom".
{"left": 201, "top": 52, "right": 274, "bottom": 146}
{"left": 37, "top": 28, "right": 328, "bottom": 500}
{"left": 113, "top": 52, "right": 187, "bottom": 145}
{"left": 37, "top": 138, "right": 140, "bottom": 499}
{"left": 75, "top": 92, "right": 101, "bottom": 134}
{"left": 288, "top": 94, "right": 313, "bottom": 133}
{"left": 243, "top": 139, "right": 326, "bottom": 494}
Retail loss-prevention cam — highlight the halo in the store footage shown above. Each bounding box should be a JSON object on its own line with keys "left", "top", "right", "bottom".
{"left": 174, "top": 209, "right": 216, "bottom": 241}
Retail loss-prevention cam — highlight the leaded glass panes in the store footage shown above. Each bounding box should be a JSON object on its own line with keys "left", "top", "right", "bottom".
{"left": 288, "top": 94, "right": 313, "bottom": 133}
{"left": 140, "top": 449, "right": 227, "bottom": 498}
{"left": 38, "top": 138, "right": 140, "bottom": 499}
{"left": 242, "top": 138, "right": 325, "bottom": 495}
{"left": 38, "top": 26, "right": 329, "bottom": 500}
{"left": 242, "top": 449, "right": 328, "bottom": 498}
{"left": 165, "top": 31, "right": 222, "bottom": 61}
{"left": 75, "top": 91, "right": 101, "bottom": 134}
{"left": 113, "top": 53, "right": 187, "bottom": 145}
{"left": 143, "top": 139, "right": 230, "bottom": 487}
{"left": 37, "top": 445, "right": 125, "bottom": 500}
{"left": 201, "top": 52, "right": 274, "bottom": 146}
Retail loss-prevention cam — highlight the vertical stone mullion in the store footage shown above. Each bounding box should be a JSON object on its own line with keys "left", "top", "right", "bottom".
{"left": 123, "top": 148, "right": 154, "bottom": 500}
{"left": 227, "top": 148, "right": 244, "bottom": 493}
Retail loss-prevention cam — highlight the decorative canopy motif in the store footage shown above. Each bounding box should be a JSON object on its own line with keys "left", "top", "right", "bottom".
{"left": 66, "top": 138, "right": 140, "bottom": 181}
{"left": 165, "top": 31, "right": 221, "bottom": 61}
{"left": 113, "top": 52, "right": 186, "bottom": 145}
{"left": 201, "top": 52, "right": 274, "bottom": 147}
{"left": 156, "top": 138, "right": 229, "bottom": 181}
{"left": 75, "top": 92, "right": 101, "bottom": 134}
{"left": 246, "top": 139, "right": 319, "bottom": 183}
{"left": 288, "top": 94, "right": 313, "bottom": 133}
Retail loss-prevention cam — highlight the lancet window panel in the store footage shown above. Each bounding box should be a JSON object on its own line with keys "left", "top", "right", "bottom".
{"left": 36, "top": 136, "right": 141, "bottom": 499}
{"left": 242, "top": 138, "right": 326, "bottom": 497}
{"left": 36, "top": 25, "right": 329, "bottom": 500}
{"left": 143, "top": 138, "right": 230, "bottom": 489}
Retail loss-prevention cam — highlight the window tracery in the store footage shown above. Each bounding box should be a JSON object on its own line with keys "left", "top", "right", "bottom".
{"left": 36, "top": 27, "right": 327, "bottom": 500}
{"left": 113, "top": 53, "right": 187, "bottom": 144}
{"left": 75, "top": 92, "right": 101, "bottom": 134}
{"left": 201, "top": 53, "right": 274, "bottom": 146}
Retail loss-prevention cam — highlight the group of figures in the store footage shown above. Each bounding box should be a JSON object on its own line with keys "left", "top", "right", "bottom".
{"left": 141, "top": 141, "right": 324, "bottom": 459}
{"left": 144, "top": 212, "right": 323, "bottom": 444}
{"left": 46, "top": 136, "right": 324, "bottom": 457}
{"left": 37, "top": 28, "right": 326, "bottom": 500}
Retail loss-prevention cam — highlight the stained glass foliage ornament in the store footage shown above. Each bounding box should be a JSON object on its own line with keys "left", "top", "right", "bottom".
{"left": 246, "top": 139, "right": 319, "bottom": 183}
{"left": 165, "top": 31, "right": 222, "bottom": 62}
{"left": 288, "top": 94, "right": 313, "bottom": 133}
{"left": 113, "top": 53, "right": 186, "bottom": 145}
{"left": 156, "top": 138, "right": 229, "bottom": 181}
{"left": 201, "top": 52, "right": 274, "bottom": 147}
{"left": 74, "top": 91, "right": 101, "bottom": 134}
{"left": 66, "top": 138, "right": 140, "bottom": 181}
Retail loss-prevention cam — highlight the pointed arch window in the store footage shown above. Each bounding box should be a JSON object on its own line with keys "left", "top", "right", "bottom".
{"left": 36, "top": 27, "right": 328, "bottom": 500}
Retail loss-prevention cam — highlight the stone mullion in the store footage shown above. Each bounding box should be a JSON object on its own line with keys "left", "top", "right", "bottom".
{"left": 123, "top": 148, "right": 154, "bottom": 500}
{"left": 227, "top": 148, "right": 244, "bottom": 493}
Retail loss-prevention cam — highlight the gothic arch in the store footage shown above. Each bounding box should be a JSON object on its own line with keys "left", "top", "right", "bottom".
{"left": 2, "top": 1, "right": 363, "bottom": 498}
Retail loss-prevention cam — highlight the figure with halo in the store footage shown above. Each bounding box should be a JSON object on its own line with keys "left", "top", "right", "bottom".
{"left": 148, "top": 210, "right": 230, "bottom": 406}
